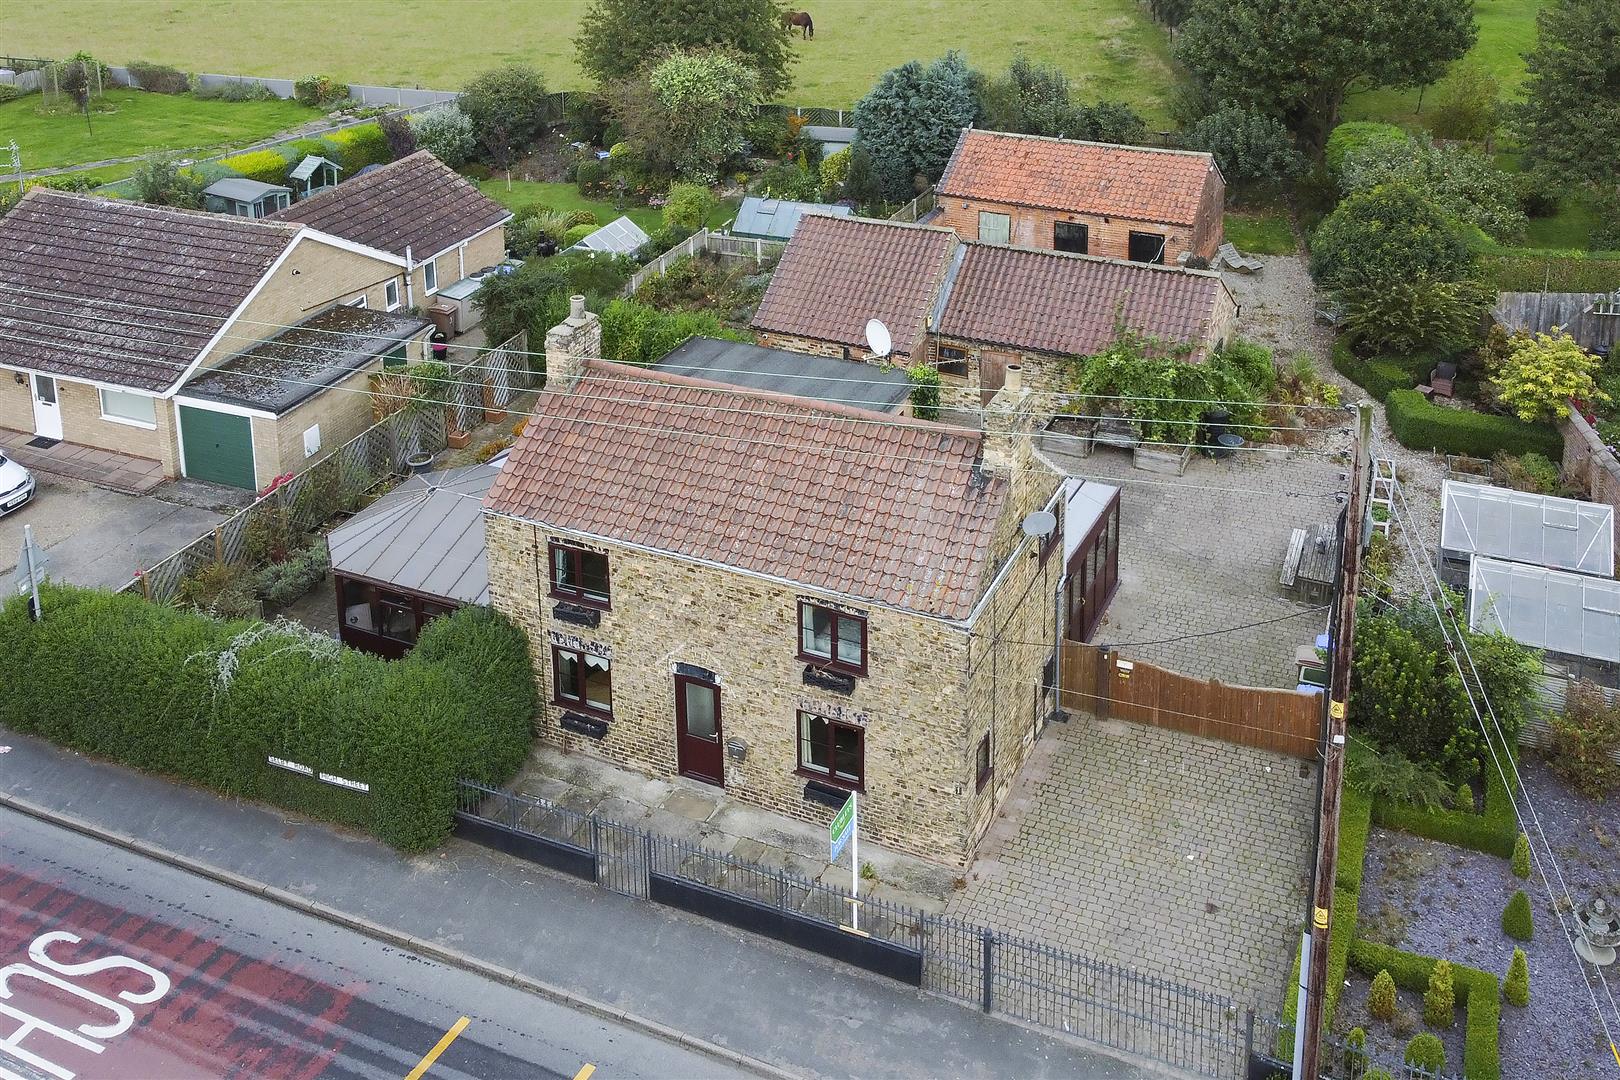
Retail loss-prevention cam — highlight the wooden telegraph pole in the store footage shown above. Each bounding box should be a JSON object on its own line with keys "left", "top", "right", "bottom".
{"left": 1296, "top": 402, "right": 1371, "bottom": 1080}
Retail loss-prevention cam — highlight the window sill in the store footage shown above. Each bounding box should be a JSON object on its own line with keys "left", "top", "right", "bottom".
{"left": 797, "top": 768, "right": 863, "bottom": 797}
{"left": 99, "top": 413, "right": 158, "bottom": 430}
{"left": 976, "top": 769, "right": 994, "bottom": 794}
{"left": 796, "top": 653, "right": 864, "bottom": 679}
{"left": 553, "top": 697, "right": 613, "bottom": 722}
{"left": 802, "top": 664, "right": 856, "bottom": 696}
{"left": 559, "top": 711, "right": 609, "bottom": 739}
{"left": 801, "top": 775, "right": 862, "bottom": 807}
{"left": 550, "top": 591, "right": 610, "bottom": 613}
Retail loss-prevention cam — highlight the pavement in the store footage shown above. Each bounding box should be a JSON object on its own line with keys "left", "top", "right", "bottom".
{"left": 0, "top": 729, "right": 1164, "bottom": 1080}
{"left": 0, "top": 810, "right": 755, "bottom": 1080}
{"left": 0, "top": 473, "right": 228, "bottom": 590}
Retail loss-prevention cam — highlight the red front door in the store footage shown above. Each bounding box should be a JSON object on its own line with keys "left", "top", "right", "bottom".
{"left": 675, "top": 675, "right": 724, "bottom": 785}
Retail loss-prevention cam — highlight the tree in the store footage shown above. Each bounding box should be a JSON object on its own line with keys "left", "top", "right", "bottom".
{"left": 576, "top": 0, "right": 795, "bottom": 99}
{"left": 1490, "top": 328, "right": 1607, "bottom": 423}
{"left": 1430, "top": 60, "right": 1501, "bottom": 144}
{"left": 1310, "top": 185, "right": 1476, "bottom": 291}
{"left": 1180, "top": 103, "right": 1303, "bottom": 192}
{"left": 1338, "top": 134, "right": 1525, "bottom": 240}
{"left": 1067, "top": 101, "right": 1149, "bottom": 145}
{"left": 979, "top": 54, "right": 1073, "bottom": 137}
{"left": 410, "top": 106, "right": 478, "bottom": 169}
{"left": 128, "top": 153, "right": 202, "bottom": 209}
{"left": 378, "top": 113, "right": 418, "bottom": 161}
{"left": 474, "top": 260, "right": 571, "bottom": 353}
{"left": 458, "top": 64, "right": 550, "bottom": 170}
{"left": 1368, "top": 969, "right": 1397, "bottom": 1020}
{"left": 1336, "top": 276, "right": 1494, "bottom": 356}
{"left": 1424, "top": 958, "right": 1456, "bottom": 1028}
{"left": 662, "top": 181, "right": 715, "bottom": 230}
{"left": 1503, "top": 948, "right": 1530, "bottom": 1007}
{"left": 853, "top": 52, "right": 979, "bottom": 202}
{"left": 1514, "top": 0, "right": 1620, "bottom": 190}
{"left": 1173, "top": 0, "right": 1476, "bottom": 152}
{"left": 607, "top": 49, "right": 760, "bottom": 183}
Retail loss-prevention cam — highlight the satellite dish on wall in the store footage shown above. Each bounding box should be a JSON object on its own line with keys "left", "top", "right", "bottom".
{"left": 864, "top": 318, "right": 892, "bottom": 359}
{"left": 1021, "top": 510, "right": 1058, "bottom": 539}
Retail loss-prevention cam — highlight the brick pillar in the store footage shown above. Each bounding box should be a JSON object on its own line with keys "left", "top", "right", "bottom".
{"left": 544, "top": 294, "right": 602, "bottom": 392}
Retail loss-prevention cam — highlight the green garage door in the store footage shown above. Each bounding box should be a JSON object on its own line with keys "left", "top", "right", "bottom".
{"left": 179, "top": 406, "right": 255, "bottom": 489}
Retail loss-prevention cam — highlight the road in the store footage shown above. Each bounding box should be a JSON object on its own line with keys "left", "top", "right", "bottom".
{"left": 0, "top": 811, "right": 759, "bottom": 1080}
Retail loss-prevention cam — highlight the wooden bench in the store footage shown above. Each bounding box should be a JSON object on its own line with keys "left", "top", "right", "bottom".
{"left": 1280, "top": 527, "right": 1307, "bottom": 590}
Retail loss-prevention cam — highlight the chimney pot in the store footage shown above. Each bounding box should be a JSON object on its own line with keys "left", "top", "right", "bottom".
{"left": 1005, "top": 364, "right": 1023, "bottom": 393}
{"left": 569, "top": 294, "right": 586, "bottom": 321}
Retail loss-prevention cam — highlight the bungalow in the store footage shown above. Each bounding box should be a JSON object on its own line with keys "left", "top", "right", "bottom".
{"left": 482, "top": 299, "right": 1069, "bottom": 864}
{"left": 0, "top": 189, "right": 425, "bottom": 490}
{"left": 752, "top": 214, "right": 1238, "bottom": 408}
{"left": 271, "top": 149, "right": 512, "bottom": 315}
{"left": 933, "top": 129, "right": 1225, "bottom": 265}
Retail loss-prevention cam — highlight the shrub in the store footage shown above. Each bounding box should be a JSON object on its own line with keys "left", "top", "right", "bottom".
{"left": 192, "top": 78, "right": 278, "bottom": 102}
{"left": 1311, "top": 184, "right": 1477, "bottom": 291}
{"left": 410, "top": 106, "right": 477, "bottom": 169}
{"left": 1363, "top": 1071, "right": 1393, "bottom": 1080}
{"left": 561, "top": 209, "right": 597, "bottom": 230}
{"left": 1549, "top": 680, "right": 1620, "bottom": 797}
{"left": 1339, "top": 135, "right": 1525, "bottom": 241}
{"left": 599, "top": 299, "right": 739, "bottom": 365}
{"left": 1425, "top": 958, "right": 1456, "bottom": 1027}
{"left": 1385, "top": 390, "right": 1563, "bottom": 460}
{"left": 1350, "top": 940, "right": 1502, "bottom": 1080}
{"left": 907, "top": 364, "right": 941, "bottom": 420}
{"left": 563, "top": 223, "right": 597, "bottom": 247}
{"left": 1490, "top": 328, "right": 1606, "bottom": 423}
{"left": 379, "top": 113, "right": 417, "bottom": 160}
{"left": 1405, "top": 1032, "right": 1445, "bottom": 1072}
{"left": 129, "top": 152, "right": 203, "bottom": 209}
{"left": 1332, "top": 340, "right": 1427, "bottom": 402}
{"left": 254, "top": 545, "right": 329, "bottom": 608}
{"left": 294, "top": 74, "right": 347, "bottom": 108}
{"left": 1325, "top": 121, "right": 1406, "bottom": 182}
{"left": 1503, "top": 948, "right": 1529, "bottom": 1007}
{"left": 1513, "top": 171, "right": 1564, "bottom": 219}
{"left": 1493, "top": 451, "right": 1561, "bottom": 495}
{"left": 177, "top": 561, "right": 258, "bottom": 619}
{"left": 0, "top": 585, "right": 535, "bottom": 851}
{"left": 1180, "top": 102, "right": 1303, "bottom": 190}
{"left": 756, "top": 159, "right": 822, "bottom": 201}
{"left": 661, "top": 181, "right": 714, "bottom": 232}
{"left": 125, "top": 60, "right": 188, "bottom": 94}
{"left": 1336, "top": 276, "right": 1494, "bottom": 356}
{"left": 1453, "top": 780, "right": 1474, "bottom": 811}
{"left": 217, "top": 149, "right": 291, "bottom": 187}
{"left": 1347, "top": 739, "right": 1455, "bottom": 811}
{"left": 459, "top": 63, "right": 550, "bottom": 169}
{"left": 1510, "top": 831, "right": 1531, "bottom": 879}
{"left": 1429, "top": 60, "right": 1500, "bottom": 144}
{"left": 474, "top": 439, "right": 511, "bottom": 463}
{"left": 326, "top": 122, "right": 393, "bottom": 173}
{"left": 819, "top": 147, "right": 851, "bottom": 197}
{"left": 1343, "top": 1026, "right": 1368, "bottom": 1072}
{"left": 1368, "top": 968, "right": 1397, "bottom": 1021}
{"left": 1502, "top": 889, "right": 1534, "bottom": 941}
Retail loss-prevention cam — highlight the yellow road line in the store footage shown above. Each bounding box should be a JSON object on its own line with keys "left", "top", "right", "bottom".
{"left": 573, "top": 1064, "right": 597, "bottom": 1080}
{"left": 405, "top": 1015, "right": 470, "bottom": 1080}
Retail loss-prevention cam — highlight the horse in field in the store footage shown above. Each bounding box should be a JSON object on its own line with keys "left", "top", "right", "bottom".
{"left": 783, "top": 10, "right": 814, "bottom": 38}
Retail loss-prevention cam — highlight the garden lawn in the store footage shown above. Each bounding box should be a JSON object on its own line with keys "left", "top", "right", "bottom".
{"left": 5, "top": 0, "right": 1181, "bottom": 122}
{"left": 2, "top": 88, "right": 316, "bottom": 172}
{"left": 1224, "top": 209, "right": 1296, "bottom": 255}
{"left": 477, "top": 180, "right": 737, "bottom": 235}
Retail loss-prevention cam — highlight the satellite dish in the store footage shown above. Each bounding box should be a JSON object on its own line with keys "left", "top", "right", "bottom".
{"left": 1021, "top": 510, "right": 1057, "bottom": 539}
{"left": 864, "top": 318, "right": 892, "bottom": 359}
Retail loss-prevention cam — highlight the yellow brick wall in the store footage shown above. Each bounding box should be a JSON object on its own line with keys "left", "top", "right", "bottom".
{"left": 413, "top": 226, "right": 508, "bottom": 302}
{"left": 0, "top": 374, "right": 35, "bottom": 433}
{"left": 54, "top": 380, "right": 181, "bottom": 474}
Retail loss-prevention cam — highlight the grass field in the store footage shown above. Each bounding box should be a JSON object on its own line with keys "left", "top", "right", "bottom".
{"left": 477, "top": 180, "right": 738, "bottom": 234}
{"left": 5, "top": 0, "right": 1182, "bottom": 120}
{"left": 1, "top": 88, "right": 315, "bottom": 172}
{"left": 1223, "top": 210, "right": 1297, "bottom": 256}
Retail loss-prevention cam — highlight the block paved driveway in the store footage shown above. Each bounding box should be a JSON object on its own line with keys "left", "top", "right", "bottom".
{"left": 947, "top": 714, "right": 1317, "bottom": 1015}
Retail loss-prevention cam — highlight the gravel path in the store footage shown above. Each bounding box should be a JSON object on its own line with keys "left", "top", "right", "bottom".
{"left": 1352, "top": 755, "right": 1620, "bottom": 1080}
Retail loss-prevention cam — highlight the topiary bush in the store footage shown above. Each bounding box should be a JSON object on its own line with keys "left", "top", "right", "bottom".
{"left": 1368, "top": 968, "right": 1397, "bottom": 1021}
{"left": 1453, "top": 780, "right": 1474, "bottom": 812}
{"left": 1503, "top": 948, "right": 1529, "bottom": 1007}
{"left": 1385, "top": 390, "right": 1563, "bottom": 460}
{"left": 1425, "top": 958, "right": 1456, "bottom": 1028}
{"left": 1405, "top": 1032, "right": 1445, "bottom": 1072}
{"left": 1511, "top": 831, "right": 1531, "bottom": 879}
{"left": 1502, "top": 889, "right": 1534, "bottom": 941}
{"left": 1350, "top": 940, "right": 1501, "bottom": 1080}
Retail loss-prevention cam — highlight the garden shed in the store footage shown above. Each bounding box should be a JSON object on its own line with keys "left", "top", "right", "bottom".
{"left": 730, "top": 197, "right": 852, "bottom": 242}
{"left": 802, "top": 125, "right": 855, "bottom": 157}
{"left": 288, "top": 155, "right": 341, "bottom": 200}
{"left": 1439, "top": 480, "right": 1615, "bottom": 585}
{"left": 326, "top": 459, "right": 501, "bottom": 658}
{"left": 203, "top": 178, "right": 292, "bottom": 218}
{"left": 570, "top": 215, "right": 650, "bottom": 257}
{"left": 1468, "top": 555, "right": 1620, "bottom": 666}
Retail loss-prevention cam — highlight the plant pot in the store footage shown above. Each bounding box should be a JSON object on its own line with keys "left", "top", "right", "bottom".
{"left": 481, "top": 384, "right": 507, "bottom": 423}
{"left": 406, "top": 453, "right": 434, "bottom": 475}
{"left": 447, "top": 428, "right": 471, "bottom": 449}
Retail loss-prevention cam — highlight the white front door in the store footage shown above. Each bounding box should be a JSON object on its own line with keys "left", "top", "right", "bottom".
{"left": 30, "top": 374, "right": 63, "bottom": 440}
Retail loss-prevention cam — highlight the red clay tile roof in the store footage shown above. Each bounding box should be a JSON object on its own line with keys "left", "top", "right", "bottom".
{"left": 750, "top": 215, "right": 956, "bottom": 356}
{"left": 937, "top": 129, "right": 1219, "bottom": 226}
{"left": 0, "top": 189, "right": 299, "bottom": 392}
{"left": 271, "top": 150, "right": 509, "bottom": 260}
{"left": 485, "top": 361, "right": 1008, "bottom": 619}
{"left": 936, "top": 244, "right": 1230, "bottom": 359}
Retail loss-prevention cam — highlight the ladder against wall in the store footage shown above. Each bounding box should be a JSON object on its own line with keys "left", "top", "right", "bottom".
{"left": 1369, "top": 457, "right": 1397, "bottom": 537}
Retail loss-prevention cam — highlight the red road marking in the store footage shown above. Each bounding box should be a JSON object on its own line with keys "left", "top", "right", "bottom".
{"left": 0, "top": 866, "right": 359, "bottom": 1079}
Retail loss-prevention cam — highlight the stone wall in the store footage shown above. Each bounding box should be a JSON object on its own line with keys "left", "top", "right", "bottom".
{"left": 1561, "top": 407, "right": 1620, "bottom": 522}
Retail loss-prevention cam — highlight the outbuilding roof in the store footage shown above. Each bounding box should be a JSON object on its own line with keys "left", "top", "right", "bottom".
{"left": 1440, "top": 480, "right": 1615, "bottom": 576}
{"left": 203, "top": 177, "right": 292, "bottom": 203}
{"left": 0, "top": 189, "right": 300, "bottom": 392}
{"left": 751, "top": 215, "right": 957, "bottom": 356}
{"left": 569, "top": 214, "right": 650, "bottom": 256}
{"left": 654, "top": 335, "right": 910, "bottom": 412}
{"left": 328, "top": 462, "right": 500, "bottom": 606}
{"left": 1469, "top": 556, "right": 1620, "bottom": 663}
{"left": 288, "top": 155, "right": 341, "bottom": 183}
{"left": 485, "top": 361, "right": 1009, "bottom": 619}
{"left": 934, "top": 243, "right": 1232, "bottom": 359}
{"left": 936, "top": 129, "right": 1220, "bottom": 226}
{"left": 270, "top": 149, "right": 509, "bottom": 260}
{"left": 730, "top": 196, "right": 852, "bottom": 241}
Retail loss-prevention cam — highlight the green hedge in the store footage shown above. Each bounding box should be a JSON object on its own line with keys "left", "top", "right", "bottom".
{"left": 217, "top": 148, "right": 293, "bottom": 187}
{"left": 1385, "top": 390, "right": 1563, "bottom": 461}
{"left": 1349, "top": 939, "right": 1501, "bottom": 1080}
{"left": 0, "top": 586, "right": 536, "bottom": 851}
{"left": 1483, "top": 253, "right": 1620, "bottom": 292}
{"left": 326, "top": 122, "right": 393, "bottom": 174}
{"left": 1371, "top": 741, "right": 1520, "bottom": 858}
{"left": 1332, "top": 340, "right": 1429, "bottom": 404}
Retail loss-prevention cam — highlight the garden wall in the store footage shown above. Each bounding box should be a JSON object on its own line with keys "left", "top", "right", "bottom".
{"left": 1559, "top": 406, "right": 1620, "bottom": 522}
{"left": 103, "top": 65, "right": 461, "bottom": 109}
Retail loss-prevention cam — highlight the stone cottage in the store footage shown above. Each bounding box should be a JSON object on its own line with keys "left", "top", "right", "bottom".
{"left": 482, "top": 299, "right": 1068, "bottom": 864}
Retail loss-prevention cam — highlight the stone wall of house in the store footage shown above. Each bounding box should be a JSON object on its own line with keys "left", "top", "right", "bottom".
{"left": 754, "top": 331, "right": 930, "bottom": 369}
{"left": 1562, "top": 407, "right": 1620, "bottom": 532}
{"left": 485, "top": 512, "right": 987, "bottom": 863}
{"left": 934, "top": 198, "right": 1193, "bottom": 264}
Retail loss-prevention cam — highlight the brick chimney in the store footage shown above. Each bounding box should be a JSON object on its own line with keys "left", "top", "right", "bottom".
{"left": 544, "top": 294, "right": 601, "bottom": 392}
{"left": 981, "top": 365, "right": 1032, "bottom": 474}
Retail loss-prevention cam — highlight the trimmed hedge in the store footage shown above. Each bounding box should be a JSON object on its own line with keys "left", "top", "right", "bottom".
{"left": 217, "top": 148, "right": 293, "bottom": 187}
{"left": 1370, "top": 741, "right": 1520, "bottom": 857}
{"left": 326, "top": 122, "right": 393, "bottom": 174}
{"left": 1332, "top": 340, "right": 1430, "bottom": 404}
{"left": 0, "top": 586, "right": 536, "bottom": 851}
{"left": 1338, "top": 787, "right": 1373, "bottom": 893}
{"left": 1349, "top": 939, "right": 1501, "bottom": 1080}
{"left": 1385, "top": 390, "right": 1563, "bottom": 461}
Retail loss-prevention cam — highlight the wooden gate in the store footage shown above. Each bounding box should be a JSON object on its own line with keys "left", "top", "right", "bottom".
{"left": 1060, "top": 643, "right": 1321, "bottom": 759}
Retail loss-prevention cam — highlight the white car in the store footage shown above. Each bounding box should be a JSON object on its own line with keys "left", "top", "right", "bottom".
{"left": 0, "top": 453, "right": 35, "bottom": 516}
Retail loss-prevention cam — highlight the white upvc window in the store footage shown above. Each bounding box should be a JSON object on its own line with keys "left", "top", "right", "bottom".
{"left": 423, "top": 259, "right": 438, "bottom": 295}
{"left": 384, "top": 279, "right": 401, "bottom": 311}
{"left": 348, "top": 294, "right": 368, "bottom": 309}
{"left": 99, "top": 387, "right": 157, "bottom": 428}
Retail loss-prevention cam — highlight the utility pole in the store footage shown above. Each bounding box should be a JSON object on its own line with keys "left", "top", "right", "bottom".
{"left": 1296, "top": 401, "right": 1371, "bottom": 1080}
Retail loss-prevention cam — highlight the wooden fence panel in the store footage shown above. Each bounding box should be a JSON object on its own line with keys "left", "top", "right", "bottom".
{"left": 1060, "top": 643, "right": 1320, "bottom": 759}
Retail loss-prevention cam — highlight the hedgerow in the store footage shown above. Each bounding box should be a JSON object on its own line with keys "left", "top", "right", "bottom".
{"left": 1349, "top": 939, "right": 1501, "bottom": 1080}
{"left": 1385, "top": 389, "right": 1563, "bottom": 460}
{"left": 0, "top": 585, "right": 535, "bottom": 852}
